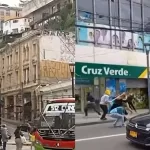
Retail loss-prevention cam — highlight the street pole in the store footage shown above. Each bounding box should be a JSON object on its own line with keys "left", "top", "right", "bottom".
{"left": 0, "top": 78, "right": 2, "bottom": 147}
{"left": 71, "top": 71, "right": 74, "bottom": 98}
{"left": 146, "top": 50, "right": 150, "bottom": 112}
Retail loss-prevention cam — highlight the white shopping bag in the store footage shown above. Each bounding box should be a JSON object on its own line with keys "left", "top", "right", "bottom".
{"left": 20, "top": 136, "right": 27, "bottom": 144}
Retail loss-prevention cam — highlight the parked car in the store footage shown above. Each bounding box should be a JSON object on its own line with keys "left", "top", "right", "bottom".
{"left": 126, "top": 112, "right": 150, "bottom": 146}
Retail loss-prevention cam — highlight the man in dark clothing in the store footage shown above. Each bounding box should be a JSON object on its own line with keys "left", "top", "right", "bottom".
{"left": 84, "top": 92, "right": 101, "bottom": 116}
{"left": 127, "top": 93, "right": 137, "bottom": 112}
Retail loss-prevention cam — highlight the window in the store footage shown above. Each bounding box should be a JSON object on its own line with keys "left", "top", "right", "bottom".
{"left": 2, "top": 76, "right": 5, "bottom": 88}
{"left": 2, "top": 57, "right": 4, "bottom": 68}
{"left": 7, "top": 56, "right": 9, "bottom": 66}
{"left": 8, "top": 74, "right": 12, "bottom": 86}
{"left": 16, "top": 71, "right": 19, "bottom": 85}
{"left": 27, "top": 68, "right": 29, "bottom": 83}
{"left": 120, "top": 0, "right": 131, "bottom": 29}
{"left": 33, "top": 43, "right": 36, "bottom": 55}
{"left": 95, "top": 0, "right": 109, "bottom": 25}
{"left": 15, "top": 51, "right": 18, "bottom": 63}
{"left": 0, "top": 11, "right": 4, "bottom": 16}
{"left": 26, "top": 46, "right": 29, "bottom": 60}
{"left": 33, "top": 65, "right": 36, "bottom": 83}
{"left": 133, "top": 1, "right": 142, "bottom": 30}
{"left": 57, "top": 3, "right": 60, "bottom": 11}
{"left": 10, "top": 54, "right": 12, "bottom": 65}
{"left": 23, "top": 47, "right": 26, "bottom": 61}
{"left": 13, "top": 20, "right": 18, "bottom": 23}
{"left": 52, "top": 6, "right": 56, "bottom": 14}
{"left": 23, "top": 69, "right": 26, "bottom": 84}
{"left": 6, "top": 10, "right": 10, "bottom": 16}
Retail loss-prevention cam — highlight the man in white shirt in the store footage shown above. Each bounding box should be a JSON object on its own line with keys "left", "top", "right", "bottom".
{"left": 100, "top": 89, "right": 111, "bottom": 120}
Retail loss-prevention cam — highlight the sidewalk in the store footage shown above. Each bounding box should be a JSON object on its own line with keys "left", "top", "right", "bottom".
{"left": 75, "top": 109, "right": 149, "bottom": 126}
{"left": 7, "top": 137, "right": 31, "bottom": 146}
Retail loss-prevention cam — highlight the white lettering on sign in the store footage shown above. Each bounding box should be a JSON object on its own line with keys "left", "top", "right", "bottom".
{"left": 43, "top": 103, "right": 75, "bottom": 114}
{"left": 81, "top": 66, "right": 129, "bottom": 76}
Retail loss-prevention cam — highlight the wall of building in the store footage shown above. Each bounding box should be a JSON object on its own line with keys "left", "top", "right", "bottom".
{"left": 3, "top": 18, "right": 30, "bottom": 35}
{"left": 75, "top": 45, "right": 148, "bottom": 67}
{"left": 39, "top": 32, "right": 75, "bottom": 62}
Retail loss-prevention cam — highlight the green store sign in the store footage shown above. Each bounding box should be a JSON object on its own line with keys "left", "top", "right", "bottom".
{"left": 75, "top": 62, "right": 147, "bottom": 79}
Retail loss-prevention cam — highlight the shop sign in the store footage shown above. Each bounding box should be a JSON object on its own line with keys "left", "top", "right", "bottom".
{"left": 75, "top": 62, "right": 147, "bottom": 79}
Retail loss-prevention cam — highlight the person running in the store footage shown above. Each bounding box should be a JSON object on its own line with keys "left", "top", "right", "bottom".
{"left": 84, "top": 92, "right": 101, "bottom": 117}
{"left": 100, "top": 89, "right": 111, "bottom": 120}
{"left": 110, "top": 106, "right": 125, "bottom": 127}
{"left": 126, "top": 93, "right": 137, "bottom": 113}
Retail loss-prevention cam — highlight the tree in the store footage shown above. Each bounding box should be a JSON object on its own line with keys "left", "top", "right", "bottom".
{"left": 44, "top": 3, "right": 75, "bottom": 32}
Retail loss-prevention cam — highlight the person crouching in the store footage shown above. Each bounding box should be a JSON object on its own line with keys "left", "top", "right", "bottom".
{"left": 110, "top": 106, "right": 125, "bottom": 127}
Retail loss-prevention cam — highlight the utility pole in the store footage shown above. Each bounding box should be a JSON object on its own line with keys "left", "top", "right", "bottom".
{"left": 21, "top": 82, "right": 25, "bottom": 123}
{"left": 0, "top": 78, "right": 2, "bottom": 148}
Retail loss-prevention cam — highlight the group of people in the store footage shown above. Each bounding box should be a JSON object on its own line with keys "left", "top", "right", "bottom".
{"left": 84, "top": 90, "right": 137, "bottom": 127}
{"left": 0, "top": 124, "right": 36, "bottom": 150}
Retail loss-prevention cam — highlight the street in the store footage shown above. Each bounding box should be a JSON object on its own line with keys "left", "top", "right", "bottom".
{"left": 76, "top": 123, "right": 149, "bottom": 150}
{"left": 7, "top": 145, "right": 31, "bottom": 150}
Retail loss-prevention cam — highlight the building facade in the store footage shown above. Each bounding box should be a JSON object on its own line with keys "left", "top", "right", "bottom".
{"left": 0, "top": 4, "right": 22, "bottom": 30}
{"left": 22, "top": 0, "right": 74, "bottom": 29}
{"left": 0, "top": 30, "right": 74, "bottom": 121}
{"left": 76, "top": 0, "right": 150, "bottom": 112}
{"left": 3, "top": 17, "right": 30, "bottom": 35}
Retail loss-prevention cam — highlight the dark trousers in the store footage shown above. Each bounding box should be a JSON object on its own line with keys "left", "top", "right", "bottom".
{"left": 100, "top": 104, "right": 108, "bottom": 119}
{"left": 3, "top": 142, "right": 6, "bottom": 150}
{"left": 128, "top": 102, "right": 136, "bottom": 112}
{"left": 84, "top": 102, "right": 101, "bottom": 116}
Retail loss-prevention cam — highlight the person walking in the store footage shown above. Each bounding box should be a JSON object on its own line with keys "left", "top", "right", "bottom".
{"left": 1, "top": 124, "right": 10, "bottom": 150}
{"left": 110, "top": 106, "right": 125, "bottom": 127}
{"left": 14, "top": 126, "right": 24, "bottom": 150}
{"left": 100, "top": 89, "right": 111, "bottom": 120}
{"left": 84, "top": 92, "right": 101, "bottom": 117}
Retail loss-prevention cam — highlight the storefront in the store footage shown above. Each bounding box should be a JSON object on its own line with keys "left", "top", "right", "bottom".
{"left": 75, "top": 62, "right": 148, "bottom": 112}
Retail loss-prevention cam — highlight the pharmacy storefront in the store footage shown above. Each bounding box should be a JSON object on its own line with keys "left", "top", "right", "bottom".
{"left": 75, "top": 62, "right": 148, "bottom": 112}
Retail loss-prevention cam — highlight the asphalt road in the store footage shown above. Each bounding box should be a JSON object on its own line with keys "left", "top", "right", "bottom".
{"left": 76, "top": 123, "right": 149, "bottom": 150}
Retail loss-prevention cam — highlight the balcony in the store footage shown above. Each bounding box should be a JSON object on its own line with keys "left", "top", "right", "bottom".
{"left": 22, "top": 0, "right": 55, "bottom": 17}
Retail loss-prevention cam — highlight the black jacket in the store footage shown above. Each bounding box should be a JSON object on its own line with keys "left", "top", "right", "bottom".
{"left": 87, "top": 94, "right": 95, "bottom": 103}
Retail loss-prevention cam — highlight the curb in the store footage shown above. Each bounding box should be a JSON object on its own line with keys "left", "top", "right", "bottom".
{"left": 76, "top": 119, "right": 115, "bottom": 127}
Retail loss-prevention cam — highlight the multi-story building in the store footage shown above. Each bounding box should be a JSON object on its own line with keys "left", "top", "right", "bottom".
{"left": 0, "top": 30, "right": 74, "bottom": 121}
{"left": 76, "top": 0, "right": 150, "bottom": 112}
{"left": 3, "top": 17, "right": 30, "bottom": 35}
{"left": 22, "top": 0, "right": 74, "bottom": 29}
{"left": 0, "top": 4, "right": 22, "bottom": 30}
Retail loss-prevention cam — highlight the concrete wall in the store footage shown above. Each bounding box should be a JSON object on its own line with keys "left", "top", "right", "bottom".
{"left": 39, "top": 34, "right": 75, "bottom": 62}
{"left": 75, "top": 45, "right": 148, "bottom": 67}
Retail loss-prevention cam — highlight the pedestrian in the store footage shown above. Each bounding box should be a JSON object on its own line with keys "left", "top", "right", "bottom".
{"left": 14, "top": 126, "right": 24, "bottom": 150}
{"left": 1, "top": 124, "right": 10, "bottom": 150}
{"left": 84, "top": 92, "right": 101, "bottom": 117}
{"left": 126, "top": 93, "right": 137, "bottom": 113}
{"left": 110, "top": 106, "right": 125, "bottom": 127}
{"left": 110, "top": 93, "right": 128, "bottom": 122}
{"left": 100, "top": 89, "right": 111, "bottom": 120}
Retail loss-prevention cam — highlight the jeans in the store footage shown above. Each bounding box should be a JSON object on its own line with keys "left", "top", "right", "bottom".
{"left": 84, "top": 102, "right": 101, "bottom": 116}
{"left": 100, "top": 104, "right": 108, "bottom": 119}
{"left": 110, "top": 113, "right": 124, "bottom": 126}
{"left": 15, "top": 138, "right": 22, "bottom": 150}
{"left": 3, "top": 142, "right": 6, "bottom": 150}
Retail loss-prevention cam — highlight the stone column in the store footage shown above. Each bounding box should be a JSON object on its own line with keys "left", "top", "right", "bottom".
{"left": 14, "top": 95, "right": 17, "bottom": 120}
